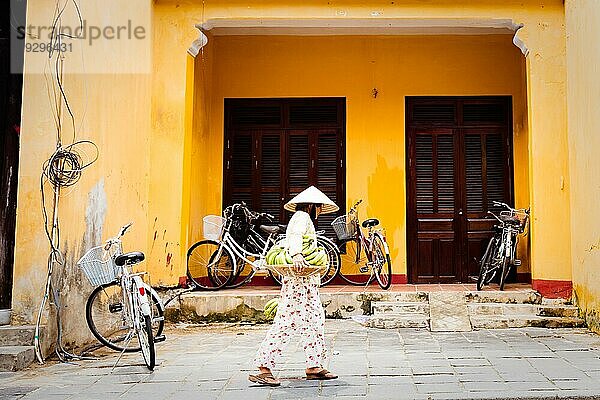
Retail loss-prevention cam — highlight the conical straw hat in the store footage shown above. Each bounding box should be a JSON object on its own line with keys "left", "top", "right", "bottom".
{"left": 284, "top": 186, "right": 339, "bottom": 214}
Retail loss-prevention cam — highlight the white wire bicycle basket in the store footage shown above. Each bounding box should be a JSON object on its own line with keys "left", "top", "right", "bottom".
{"left": 203, "top": 215, "right": 226, "bottom": 241}
{"left": 77, "top": 246, "right": 118, "bottom": 287}
{"left": 331, "top": 214, "right": 358, "bottom": 240}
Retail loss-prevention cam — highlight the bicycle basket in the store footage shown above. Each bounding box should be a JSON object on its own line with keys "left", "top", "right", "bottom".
{"left": 203, "top": 215, "right": 225, "bottom": 241}
{"left": 77, "top": 246, "right": 118, "bottom": 286}
{"left": 498, "top": 211, "right": 523, "bottom": 225}
{"left": 331, "top": 214, "right": 357, "bottom": 240}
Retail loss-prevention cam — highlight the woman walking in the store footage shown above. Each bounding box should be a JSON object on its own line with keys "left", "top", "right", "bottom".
{"left": 249, "top": 186, "right": 339, "bottom": 386}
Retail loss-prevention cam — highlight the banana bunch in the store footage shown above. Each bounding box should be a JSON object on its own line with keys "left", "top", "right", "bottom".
{"left": 263, "top": 298, "right": 279, "bottom": 319}
{"left": 265, "top": 235, "right": 329, "bottom": 267}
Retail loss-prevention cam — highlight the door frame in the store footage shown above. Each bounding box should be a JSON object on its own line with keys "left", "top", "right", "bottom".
{"left": 405, "top": 96, "right": 514, "bottom": 284}
{"left": 1, "top": 0, "right": 25, "bottom": 313}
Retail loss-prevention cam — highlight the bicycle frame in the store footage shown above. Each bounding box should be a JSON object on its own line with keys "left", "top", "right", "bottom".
{"left": 348, "top": 206, "right": 389, "bottom": 267}
{"left": 215, "top": 217, "right": 275, "bottom": 274}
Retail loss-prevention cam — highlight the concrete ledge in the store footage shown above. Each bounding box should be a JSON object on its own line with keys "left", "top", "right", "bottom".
{"left": 0, "top": 325, "right": 37, "bottom": 347}
{"left": 165, "top": 291, "right": 430, "bottom": 323}
{"left": 465, "top": 290, "right": 542, "bottom": 304}
{"left": 0, "top": 346, "right": 34, "bottom": 372}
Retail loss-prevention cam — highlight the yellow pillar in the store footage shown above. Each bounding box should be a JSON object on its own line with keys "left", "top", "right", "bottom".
{"left": 523, "top": 24, "right": 572, "bottom": 298}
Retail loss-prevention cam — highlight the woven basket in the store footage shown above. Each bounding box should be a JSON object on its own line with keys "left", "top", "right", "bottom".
{"left": 264, "top": 264, "right": 327, "bottom": 278}
{"left": 331, "top": 214, "right": 357, "bottom": 240}
{"left": 77, "top": 246, "right": 118, "bottom": 286}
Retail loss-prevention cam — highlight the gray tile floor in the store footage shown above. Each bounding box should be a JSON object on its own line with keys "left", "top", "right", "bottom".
{"left": 2, "top": 320, "right": 600, "bottom": 399}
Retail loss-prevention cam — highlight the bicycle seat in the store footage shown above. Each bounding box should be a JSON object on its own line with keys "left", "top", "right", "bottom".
{"left": 259, "top": 225, "right": 285, "bottom": 235}
{"left": 114, "top": 251, "right": 145, "bottom": 266}
{"left": 362, "top": 218, "right": 379, "bottom": 228}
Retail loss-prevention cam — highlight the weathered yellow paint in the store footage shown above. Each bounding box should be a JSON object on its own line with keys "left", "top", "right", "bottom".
{"left": 565, "top": 0, "right": 600, "bottom": 333}
{"left": 12, "top": 0, "right": 577, "bottom": 336}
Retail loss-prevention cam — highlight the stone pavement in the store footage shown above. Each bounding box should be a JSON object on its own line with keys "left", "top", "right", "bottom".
{"left": 2, "top": 320, "right": 600, "bottom": 400}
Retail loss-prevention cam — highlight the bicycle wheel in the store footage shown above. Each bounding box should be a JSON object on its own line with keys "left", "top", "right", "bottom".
{"left": 86, "top": 282, "right": 164, "bottom": 352}
{"left": 225, "top": 258, "right": 257, "bottom": 288}
{"left": 337, "top": 238, "right": 373, "bottom": 286}
{"left": 372, "top": 234, "right": 392, "bottom": 290}
{"left": 130, "top": 281, "right": 155, "bottom": 370}
{"left": 138, "top": 314, "right": 155, "bottom": 370}
{"left": 499, "top": 239, "right": 513, "bottom": 291}
{"left": 477, "top": 237, "right": 496, "bottom": 291}
{"left": 187, "top": 240, "right": 235, "bottom": 290}
{"left": 319, "top": 236, "right": 341, "bottom": 286}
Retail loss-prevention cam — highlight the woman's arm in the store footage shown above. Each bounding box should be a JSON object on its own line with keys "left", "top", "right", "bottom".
{"left": 286, "top": 211, "right": 311, "bottom": 257}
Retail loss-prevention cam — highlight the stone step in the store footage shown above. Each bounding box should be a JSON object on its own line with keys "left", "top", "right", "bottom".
{"left": 0, "top": 325, "right": 37, "bottom": 346}
{"left": 357, "top": 291, "right": 430, "bottom": 303}
{"left": 467, "top": 304, "right": 579, "bottom": 318}
{"left": 465, "top": 291, "right": 542, "bottom": 304}
{"left": 371, "top": 301, "right": 430, "bottom": 315}
{"left": 367, "top": 314, "right": 430, "bottom": 329}
{"left": 470, "top": 315, "right": 586, "bottom": 329}
{"left": 0, "top": 346, "right": 35, "bottom": 372}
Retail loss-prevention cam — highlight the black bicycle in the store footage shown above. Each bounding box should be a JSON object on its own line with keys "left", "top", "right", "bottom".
{"left": 477, "top": 201, "right": 529, "bottom": 291}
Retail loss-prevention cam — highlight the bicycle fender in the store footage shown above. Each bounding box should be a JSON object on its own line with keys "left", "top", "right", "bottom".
{"left": 133, "top": 276, "right": 152, "bottom": 316}
{"left": 375, "top": 232, "right": 391, "bottom": 255}
{"left": 148, "top": 286, "right": 165, "bottom": 313}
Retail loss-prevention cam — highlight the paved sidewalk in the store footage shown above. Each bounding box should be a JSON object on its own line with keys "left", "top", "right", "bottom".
{"left": 2, "top": 320, "right": 600, "bottom": 399}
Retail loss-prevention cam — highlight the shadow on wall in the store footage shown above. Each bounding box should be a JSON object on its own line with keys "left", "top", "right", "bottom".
{"left": 366, "top": 155, "right": 405, "bottom": 269}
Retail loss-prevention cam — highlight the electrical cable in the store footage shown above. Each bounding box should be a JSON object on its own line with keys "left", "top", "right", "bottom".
{"left": 34, "top": 0, "right": 98, "bottom": 364}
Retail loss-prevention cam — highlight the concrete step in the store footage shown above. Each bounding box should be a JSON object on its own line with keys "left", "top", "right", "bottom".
{"left": 371, "top": 301, "right": 430, "bottom": 315}
{"left": 470, "top": 315, "right": 586, "bottom": 329}
{"left": 0, "top": 346, "right": 35, "bottom": 372}
{"left": 0, "top": 325, "right": 36, "bottom": 346}
{"left": 467, "top": 304, "right": 579, "bottom": 318}
{"left": 367, "top": 314, "right": 430, "bottom": 329}
{"left": 465, "top": 291, "right": 542, "bottom": 304}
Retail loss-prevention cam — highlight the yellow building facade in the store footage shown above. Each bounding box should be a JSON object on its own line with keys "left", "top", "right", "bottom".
{"left": 7, "top": 0, "right": 599, "bottom": 339}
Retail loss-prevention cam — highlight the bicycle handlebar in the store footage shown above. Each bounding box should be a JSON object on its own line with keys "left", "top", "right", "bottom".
{"left": 104, "top": 222, "right": 132, "bottom": 250}
{"left": 224, "top": 203, "right": 275, "bottom": 223}
{"left": 349, "top": 199, "right": 363, "bottom": 213}
{"left": 492, "top": 201, "right": 530, "bottom": 215}
{"left": 118, "top": 222, "right": 133, "bottom": 238}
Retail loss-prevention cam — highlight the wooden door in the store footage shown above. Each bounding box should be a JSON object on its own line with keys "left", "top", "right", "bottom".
{"left": 223, "top": 98, "right": 345, "bottom": 237}
{"left": 406, "top": 97, "right": 512, "bottom": 283}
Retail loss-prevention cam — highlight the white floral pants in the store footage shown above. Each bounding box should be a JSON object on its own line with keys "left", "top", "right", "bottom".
{"left": 254, "top": 275, "right": 326, "bottom": 369}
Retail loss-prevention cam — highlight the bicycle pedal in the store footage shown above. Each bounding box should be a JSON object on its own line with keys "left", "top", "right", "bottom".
{"left": 359, "top": 266, "right": 369, "bottom": 273}
{"left": 109, "top": 303, "right": 123, "bottom": 313}
{"left": 154, "top": 334, "right": 166, "bottom": 343}
{"left": 153, "top": 316, "right": 165, "bottom": 323}
{"left": 513, "top": 259, "right": 522, "bottom": 266}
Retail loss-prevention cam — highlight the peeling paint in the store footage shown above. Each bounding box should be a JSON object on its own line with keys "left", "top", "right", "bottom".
{"left": 166, "top": 253, "right": 172, "bottom": 268}
{"left": 83, "top": 179, "right": 107, "bottom": 251}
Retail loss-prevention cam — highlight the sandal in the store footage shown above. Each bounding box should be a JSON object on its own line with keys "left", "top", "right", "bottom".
{"left": 248, "top": 372, "right": 281, "bottom": 387}
{"left": 306, "top": 369, "right": 338, "bottom": 380}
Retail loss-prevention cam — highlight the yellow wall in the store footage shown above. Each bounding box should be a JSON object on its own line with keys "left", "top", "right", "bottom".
{"left": 12, "top": 0, "right": 573, "bottom": 341}
{"left": 190, "top": 34, "right": 529, "bottom": 278}
{"left": 12, "top": 0, "right": 152, "bottom": 338}
{"left": 565, "top": 0, "right": 600, "bottom": 332}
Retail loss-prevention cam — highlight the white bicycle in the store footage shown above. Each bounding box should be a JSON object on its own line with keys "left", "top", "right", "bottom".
{"left": 78, "top": 223, "right": 165, "bottom": 370}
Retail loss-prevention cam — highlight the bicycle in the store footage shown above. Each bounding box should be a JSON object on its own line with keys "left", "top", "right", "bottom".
{"left": 223, "top": 203, "right": 341, "bottom": 288}
{"left": 186, "top": 203, "right": 341, "bottom": 289}
{"left": 332, "top": 200, "right": 392, "bottom": 290}
{"left": 78, "top": 223, "right": 165, "bottom": 370}
{"left": 477, "top": 201, "right": 530, "bottom": 291}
